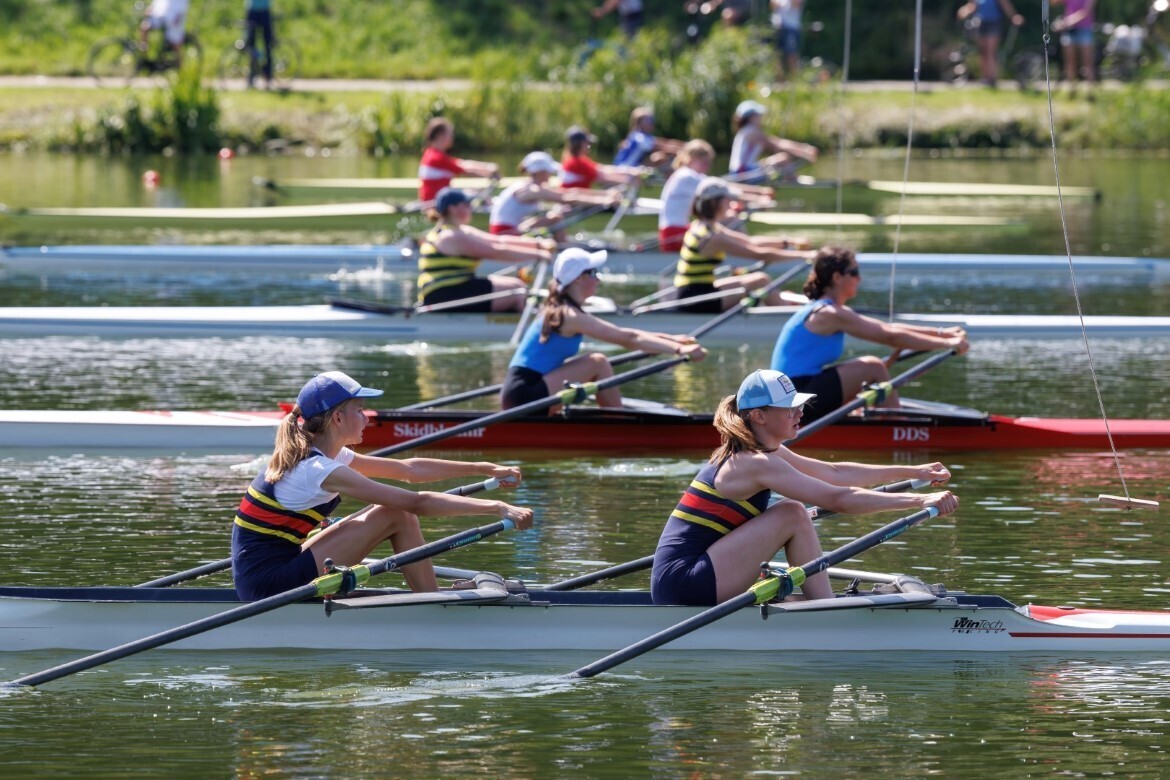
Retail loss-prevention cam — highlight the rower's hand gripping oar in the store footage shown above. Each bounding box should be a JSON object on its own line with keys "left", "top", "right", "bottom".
{"left": 8, "top": 516, "right": 523, "bottom": 688}
{"left": 507, "top": 257, "right": 550, "bottom": 347}
{"left": 566, "top": 506, "right": 939, "bottom": 679}
{"left": 543, "top": 477, "right": 932, "bottom": 592}
{"left": 134, "top": 476, "right": 510, "bottom": 589}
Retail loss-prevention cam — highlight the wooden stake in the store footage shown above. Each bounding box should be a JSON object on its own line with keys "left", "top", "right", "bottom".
{"left": 1098, "top": 494, "right": 1160, "bottom": 510}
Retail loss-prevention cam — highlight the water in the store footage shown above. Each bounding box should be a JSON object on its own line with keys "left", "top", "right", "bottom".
{"left": 1, "top": 150, "right": 1169, "bottom": 776}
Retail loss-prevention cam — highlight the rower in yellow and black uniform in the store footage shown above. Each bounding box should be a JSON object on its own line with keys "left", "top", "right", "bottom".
{"left": 673, "top": 177, "right": 814, "bottom": 313}
{"left": 418, "top": 187, "right": 555, "bottom": 313}
{"left": 231, "top": 371, "right": 533, "bottom": 601}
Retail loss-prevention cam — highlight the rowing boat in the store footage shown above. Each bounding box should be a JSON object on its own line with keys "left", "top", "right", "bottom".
{"left": 258, "top": 175, "right": 1100, "bottom": 201}
{"left": 1, "top": 302, "right": 1168, "bottom": 343}
{"left": 6, "top": 245, "right": 1162, "bottom": 279}
{"left": 0, "top": 570, "right": 1165, "bottom": 653}
{"left": 5, "top": 400, "right": 1168, "bottom": 452}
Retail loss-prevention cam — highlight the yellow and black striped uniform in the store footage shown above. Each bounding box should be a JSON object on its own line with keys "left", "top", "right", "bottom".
{"left": 672, "top": 222, "right": 726, "bottom": 289}
{"left": 417, "top": 226, "right": 481, "bottom": 302}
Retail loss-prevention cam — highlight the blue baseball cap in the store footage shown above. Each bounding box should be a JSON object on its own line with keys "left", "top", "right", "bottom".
{"left": 736, "top": 369, "right": 815, "bottom": 411}
{"left": 434, "top": 187, "right": 470, "bottom": 214}
{"left": 297, "top": 371, "right": 384, "bottom": 418}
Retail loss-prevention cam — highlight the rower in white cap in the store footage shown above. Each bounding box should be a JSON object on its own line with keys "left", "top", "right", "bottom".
{"left": 488, "top": 151, "right": 621, "bottom": 241}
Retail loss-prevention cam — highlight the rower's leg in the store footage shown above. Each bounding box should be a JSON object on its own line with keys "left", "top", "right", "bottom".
{"left": 542, "top": 352, "right": 620, "bottom": 408}
{"left": 303, "top": 505, "right": 438, "bottom": 591}
{"left": 835, "top": 357, "right": 899, "bottom": 408}
{"left": 706, "top": 499, "right": 833, "bottom": 603}
{"left": 489, "top": 275, "right": 530, "bottom": 312}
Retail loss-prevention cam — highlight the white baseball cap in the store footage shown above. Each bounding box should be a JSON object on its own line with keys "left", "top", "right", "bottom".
{"left": 520, "top": 151, "right": 561, "bottom": 175}
{"left": 736, "top": 369, "right": 815, "bottom": 411}
{"left": 735, "top": 100, "right": 767, "bottom": 120}
{"left": 553, "top": 248, "right": 607, "bottom": 286}
{"left": 695, "top": 177, "right": 732, "bottom": 202}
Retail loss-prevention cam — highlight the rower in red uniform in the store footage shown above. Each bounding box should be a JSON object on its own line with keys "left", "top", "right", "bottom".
{"left": 561, "top": 125, "right": 647, "bottom": 190}
{"left": 418, "top": 118, "right": 500, "bottom": 202}
{"left": 232, "top": 371, "right": 532, "bottom": 601}
{"left": 650, "top": 369, "right": 958, "bottom": 606}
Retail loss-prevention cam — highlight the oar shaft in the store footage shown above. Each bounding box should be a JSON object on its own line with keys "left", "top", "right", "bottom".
{"left": 543, "top": 555, "right": 655, "bottom": 592}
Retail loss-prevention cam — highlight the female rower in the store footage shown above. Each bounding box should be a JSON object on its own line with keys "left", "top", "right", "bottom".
{"left": 651, "top": 368, "right": 958, "bottom": 606}
{"left": 673, "top": 177, "right": 813, "bottom": 313}
{"left": 561, "top": 125, "right": 648, "bottom": 189}
{"left": 232, "top": 371, "right": 533, "bottom": 601}
{"left": 613, "top": 107, "right": 686, "bottom": 169}
{"left": 488, "top": 151, "right": 621, "bottom": 240}
{"left": 729, "top": 100, "right": 818, "bottom": 179}
{"left": 659, "top": 139, "right": 779, "bottom": 252}
{"left": 418, "top": 187, "right": 554, "bottom": 313}
{"left": 770, "top": 246, "right": 970, "bottom": 424}
{"left": 418, "top": 118, "right": 500, "bottom": 202}
{"left": 500, "top": 247, "right": 707, "bottom": 411}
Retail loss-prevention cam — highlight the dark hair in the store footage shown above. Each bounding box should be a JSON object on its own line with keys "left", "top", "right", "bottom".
{"left": 709, "top": 395, "right": 767, "bottom": 463}
{"left": 802, "top": 245, "right": 856, "bottom": 299}
{"left": 539, "top": 280, "right": 583, "bottom": 341}
{"left": 564, "top": 136, "right": 589, "bottom": 157}
{"left": 692, "top": 195, "right": 723, "bottom": 221}
{"left": 734, "top": 114, "right": 753, "bottom": 131}
{"left": 425, "top": 117, "right": 453, "bottom": 144}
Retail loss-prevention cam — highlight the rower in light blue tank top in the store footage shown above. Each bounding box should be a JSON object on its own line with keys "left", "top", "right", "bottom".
{"left": 509, "top": 321, "right": 584, "bottom": 374}
{"left": 771, "top": 299, "right": 845, "bottom": 377}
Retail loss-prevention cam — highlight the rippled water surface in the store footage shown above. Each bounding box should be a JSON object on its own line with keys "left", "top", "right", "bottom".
{"left": 1, "top": 151, "right": 1169, "bottom": 777}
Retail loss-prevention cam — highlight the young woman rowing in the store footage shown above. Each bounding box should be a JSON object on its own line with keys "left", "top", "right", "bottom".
{"left": 614, "top": 107, "right": 686, "bottom": 169}
{"left": 418, "top": 118, "right": 500, "bottom": 202}
{"left": 729, "top": 100, "right": 818, "bottom": 180}
{"left": 418, "top": 187, "right": 555, "bottom": 313}
{"left": 651, "top": 369, "right": 958, "bottom": 606}
{"left": 500, "top": 248, "right": 707, "bottom": 411}
{"left": 232, "top": 371, "right": 533, "bottom": 601}
{"left": 672, "top": 177, "right": 813, "bottom": 313}
{"left": 770, "top": 246, "right": 970, "bottom": 424}
{"left": 561, "top": 125, "right": 648, "bottom": 189}
{"left": 488, "top": 151, "right": 621, "bottom": 240}
{"left": 658, "top": 139, "right": 777, "bottom": 252}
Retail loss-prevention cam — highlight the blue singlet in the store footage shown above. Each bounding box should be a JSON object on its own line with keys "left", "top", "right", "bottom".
{"left": 509, "top": 320, "right": 584, "bottom": 375}
{"left": 771, "top": 298, "right": 845, "bottom": 377}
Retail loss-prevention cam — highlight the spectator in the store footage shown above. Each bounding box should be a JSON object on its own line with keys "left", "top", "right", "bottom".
{"left": 244, "top": 0, "right": 274, "bottom": 89}
{"left": 771, "top": 0, "right": 803, "bottom": 80}
{"left": 957, "top": 0, "right": 1024, "bottom": 87}
{"left": 1053, "top": 0, "right": 1098, "bottom": 84}
{"left": 592, "top": 0, "right": 644, "bottom": 39}
{"left": 139, "top": 0, "right": 190, "bottom": 64}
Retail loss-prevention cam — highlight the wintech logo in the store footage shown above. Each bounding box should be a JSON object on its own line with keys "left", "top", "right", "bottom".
{"left": 951, "top": 617, "right": 1006, "bottom": 634}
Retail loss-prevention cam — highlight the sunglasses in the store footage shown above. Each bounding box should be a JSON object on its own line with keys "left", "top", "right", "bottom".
{"left": 843, "top": 267, "right": 861, "bottom": 277}
{"left": 582, "top": 269, "right": 599, "bottom": 278}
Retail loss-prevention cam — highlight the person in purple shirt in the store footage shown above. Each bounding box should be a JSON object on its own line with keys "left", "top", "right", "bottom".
{"left": 1053, "top": 0, "right": 1098, "bottom": 83}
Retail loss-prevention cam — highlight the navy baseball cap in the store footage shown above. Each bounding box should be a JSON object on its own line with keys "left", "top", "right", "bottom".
{"left": 434, "top": 187, "right": 471, "bottom": 214}
{"left": 297, "top": 371, "right": 384, "bottom": 418}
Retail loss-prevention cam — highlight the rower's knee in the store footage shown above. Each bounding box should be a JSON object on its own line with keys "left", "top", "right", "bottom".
{"left": 856, "top": 355, "right": 891, "bottom": 381}
{"left": 363, "top": 506, "right": 420, "bottom": 539}
{"left": 588, "top": 352, "right": 614, "bottom": 377}
{"left": 761, "top": 499, "right": 815, "bottom": 537}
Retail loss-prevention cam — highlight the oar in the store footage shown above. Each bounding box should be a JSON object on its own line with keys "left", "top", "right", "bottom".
{"left": 508, "top": 258, "right": 550, "bottom": 347}
{"left": 367, "top": 354, "right": 692, "bottom": 457}
{"left": 566, "top": 505, "right": 939, "bottom": 679}
{"left": 399, "top": 263, "right": 806, "bottom": 412}
{"left": 9, "top": 518, "right": 520, "bottom": 688}
{"left": 789, "top": 349, "right": 958, "bottom": 443}
{"left": 134, "top": 476, "right": 509, "bottom": 589}
{"left": 602, "top": 180, "right": 640, "bottom": 235}
{"left": 542, "top": 477, "right": 931, "bottom": 592}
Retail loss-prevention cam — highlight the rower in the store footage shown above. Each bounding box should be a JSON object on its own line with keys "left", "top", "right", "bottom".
{"left": 650, "top": 369, "right": 958, "bottom": 606}
{"left": 659, "top": 139, "right": 781, "bottom": 253}
{"left": 500, "top": 248, "right": 707, "bottom": 411}
{"left": 770, "top": 246, "right": 970, "bottom": 424}
{"left": 614, "top": 106, "right": 686, "bottom": 170}
{"left": 418, "top": 118, "right": 500, "bottom": 202}
{"left": 232, "top": 371, "right": 533, "bottom": 601}
{"left": 561, "top": 125, "right": 648, "bottom": 189}
{"left": 418, "top": 187, "right": 554, "bottom": 313}
{"left": 488, "top": 151, "right": 621, "bottom": 241}
{"left": 672, "top": 177, "right": 813, "bottom": 312}
{"left": 729, "top": 100, "right": 818, "bottom": 181}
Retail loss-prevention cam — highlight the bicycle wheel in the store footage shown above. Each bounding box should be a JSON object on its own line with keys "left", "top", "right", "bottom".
{"left": 217, "top": 40, "right": 250, "bottom": 87}
{"left": 87, "top": 37, "right": 137, "bottom": 84}
{"left": 942, "top": 47, "right": 971, "bottom": 86}
{"left": 269, "top": 40, "right": 301, "bottom": 90}
{"left": 1010, "top": 51, "right": 1046, "bottom": 91}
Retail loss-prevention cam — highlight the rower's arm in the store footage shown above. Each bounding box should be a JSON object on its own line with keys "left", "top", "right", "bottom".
{"left": 767, "top": 136, "right": 819, "bottom": 163}
{"left": 348, "top": 454, "right": 520, "bottom": 486}
{"left": 458, "top": 159, "right": 500, "bottom": 179}
{"left": 567, "top": 309, "right": 703, "bottom": 356}
{"left": 443, "top": 228, "right": 551, "bottom": 264}
{"left": 710, "top": 227, "right": 812, "bottom": 262}
{"left": 321, "top": 466, "right": 522, "bottom": 521}
{"left": 833, "top": 308, "right": 969, "bottom": 354}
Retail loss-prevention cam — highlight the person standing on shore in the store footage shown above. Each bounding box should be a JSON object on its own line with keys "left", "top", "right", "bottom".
{"left": 770, "top": 0, "right": 803, "bottom": 80}
{"left": 591, "top": 0, "right": 645, "bottom": 38}
{"left": 957, "top": 0, "right": 1025, "bottom": 87}
{"left": 243, "top": 0, "right": 275, "bottom": 89}
{"left": 1052, "top": 0, "right": 1098, "bottom": 84}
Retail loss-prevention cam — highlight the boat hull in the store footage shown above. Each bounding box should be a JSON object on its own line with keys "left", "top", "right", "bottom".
{"left": 1, "top": 587, "right": 1169, "bottom": 653}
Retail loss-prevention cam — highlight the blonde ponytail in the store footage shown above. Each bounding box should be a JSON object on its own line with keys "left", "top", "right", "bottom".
{"left": 710, "top": 395, "right": 766, "bottom": 463}
{"left": 265, "top": 402, "right": 344, "bottom": 482}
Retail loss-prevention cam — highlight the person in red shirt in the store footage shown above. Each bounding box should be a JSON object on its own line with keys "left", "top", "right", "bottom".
{"left": 560, "top": 125, "right": 647, "bottom": 189}
{"left": 418, "top": 118, "right": 500, "bottom": 202}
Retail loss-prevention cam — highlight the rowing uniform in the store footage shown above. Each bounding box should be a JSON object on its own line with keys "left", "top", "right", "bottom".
{"left": 500, "top": 315, "right": 584, "bottom": 408}
{"left": 231, "top": 449, "right": 351, "bottom": 600}
{"left": 770, "top": 298, "right": 845, "bottom": 423}
{"left": 560, "top": 154, "right": 599, "bottom": 189}
{"left": 417, "top": 226, "right": 493, "bottom": 311}
{"left": 729, "top": 126, "right": 763, "bottom": 176}
{"left": 658, "top": 167, "right": 704, "bottom": 251}
{"left": 672, "top": 222, "right": 726, "bottom": 313}
{"left": 489, "top": 181, "right": 541, "bottom": 235}
{"left": 614, "top": 129, "right": 656, "bottom": 167}
{"left": 651, "top": 458, "right": 772, "bottom": 606}
{"left": 418, "top": 147, "right": 467, "bottom": 201}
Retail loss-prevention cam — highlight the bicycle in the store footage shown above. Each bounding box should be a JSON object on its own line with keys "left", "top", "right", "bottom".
{"left": 1099, "top": 0, "right": 1170, "bottom": 81}
{"left": 217, "top": 15, "right": 301, "bottom": 91}
{"left": 942, "top": 17, "right": 1042, "bottom": 90}
{"left": 87, "top": 2, "right": 202, "bottom": 84}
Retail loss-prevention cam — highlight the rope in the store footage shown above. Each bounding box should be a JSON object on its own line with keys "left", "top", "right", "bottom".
{"left": 833, "top": 0, "right": 853, "bottom": 238}
{"left": 1039, "top": 1, "right": 1131, "bottom": 500}
{"left": 888, "top": 0, "right": 923, "bottom": 322}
